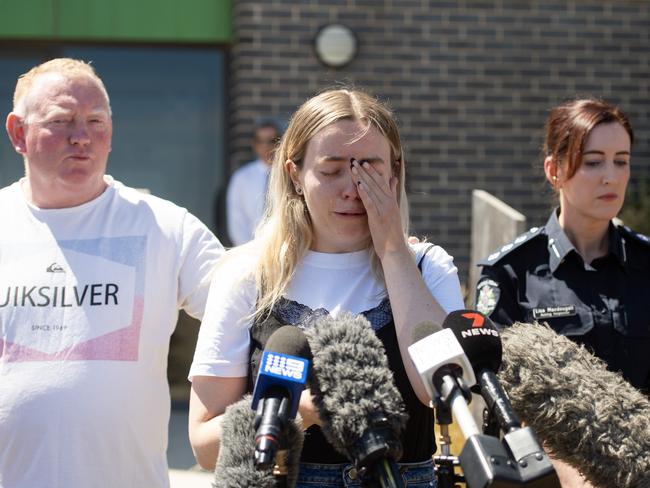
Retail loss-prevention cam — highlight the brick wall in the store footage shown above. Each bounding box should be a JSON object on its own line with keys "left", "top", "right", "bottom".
{"left": 228, "top": 0, "right": 650, "bottom": 284}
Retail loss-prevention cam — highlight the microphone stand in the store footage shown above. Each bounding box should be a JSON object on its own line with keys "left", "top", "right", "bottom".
{"left": 272, "top": 446, "right": 289, "bottom": 488}
{"left": 433, "top": 371, "right": 522, "bottom": 488}
{"left": 433, "top": 400, "right": 464, "bottom": 488}
{"left": 478, "top": 370, "right": 561, "bottom": 487}
{"left": 428, "top": 366, "right": 562, "bottom": 487}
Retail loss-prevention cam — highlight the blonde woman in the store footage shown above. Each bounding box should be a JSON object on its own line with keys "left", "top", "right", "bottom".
{"left": 189, "top": 88, "right": 464, "bottom": 487}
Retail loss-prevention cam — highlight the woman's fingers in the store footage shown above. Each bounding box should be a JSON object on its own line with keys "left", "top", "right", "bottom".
{"left": 351, "top": 159, "right": 393, "bottom": 213}
{"left": 350, "top": 159, "right": 405, "bottom": 259}
{"left": 356, "top": 160, "right": 389, "bottom": 196}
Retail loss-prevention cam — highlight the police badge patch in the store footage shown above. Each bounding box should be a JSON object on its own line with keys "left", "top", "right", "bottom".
{"left": 476, "top": 279, "right": 500, "bottom": 316}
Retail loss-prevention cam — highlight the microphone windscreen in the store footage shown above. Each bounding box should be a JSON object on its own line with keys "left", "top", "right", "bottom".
{"left": 498, "top": 323, "right": 650, "bottom": 488}
{"left": 265, "top": 325, "right": 313, "bottom": 360}
{"left": 411, "top": 320, "right": 442, "bottom": 344}
{"left": 442, "top": 309, "right": 502, "bottom": 374}
{"left": 305, "top": 312, "right": 408, "bottom": 457}
{"left": 214, "top": 395, "right": 304, "bottom": 488}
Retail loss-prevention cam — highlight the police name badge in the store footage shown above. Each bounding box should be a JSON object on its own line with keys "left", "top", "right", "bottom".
{"left": 476, "top": 279, "right": 500, "bottom": 316}
{"left": 532, "top": 305, "right": 576, "bottom": 320}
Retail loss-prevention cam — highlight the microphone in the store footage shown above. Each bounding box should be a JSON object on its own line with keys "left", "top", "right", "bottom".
{"left": 440, "top": 310, "right": 516, "bottom": 432}
{"left": 408, "top": 318, "right": 526, "bottom": 487}
{"left": 442, "top": 310, "right": 559, "bottom": 487}
{"left": 498, "top": 322, "right": 650, "bottom": 488}
{"left": 214, "top": 395, "right": 304, "bottom": 488}
{"left": 408, "top": 320, "right": 478, "bottom": 438}
{"left": 251, "top": 326, "right": 311, "bottom": 470}
{"left": 409, "top": 312, "right": 560, "bottom": 487}
{"left": 305, "top": 313, "right": 408, "bottom": 488}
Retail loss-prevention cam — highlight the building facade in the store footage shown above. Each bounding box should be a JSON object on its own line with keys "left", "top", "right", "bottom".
{"left": 2, "top": 0, "right": 648, "bottom": 282}
{"left": 1, "top": 2, "right": 649, "bottom": 408}
{"left": 228, "top": 0, "right": 650, "bottom": 282}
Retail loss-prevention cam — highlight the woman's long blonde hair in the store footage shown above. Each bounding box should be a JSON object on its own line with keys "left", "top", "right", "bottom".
{"left": 236, "top": 88, "right": 410, "bottom": 318}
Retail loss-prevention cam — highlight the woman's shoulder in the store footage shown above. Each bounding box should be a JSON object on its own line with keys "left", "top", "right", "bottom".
{"left": 478, "top": 226, "right": 548, "bottom": 268}
{"left": 410, "top": 241, "right": 452, "bottom": 265}
{"left": 212, "top": 243, "right": 260, "bottom": 282}
{"left": 410, "top": 241, "right": 459, "bottom": 278}
{"left": 618, "top": 224, "right": 650, "bottom": 249}
{"left": 204, "top": 245, "right": 258, "bottom": 321}
{"left": 617, "top": 224, "right": 650, "bottom": 268}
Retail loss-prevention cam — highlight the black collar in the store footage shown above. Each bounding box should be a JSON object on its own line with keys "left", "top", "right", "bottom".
{"left": 608, "top": 223, "right": 628, "bottom": 268}
{"left": 545, "top": 208, "right": 626, "bottom": 272}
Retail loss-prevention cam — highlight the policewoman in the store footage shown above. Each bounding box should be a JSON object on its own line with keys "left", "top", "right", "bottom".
{"left": 475, "top": 98, "right": 650, "bottom": 395}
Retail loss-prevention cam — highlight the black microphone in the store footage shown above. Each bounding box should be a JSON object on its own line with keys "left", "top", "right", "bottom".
{"left": 251, "top": 326, "right": 311, "bottom": 470}
{"left": 214, "top": 395, "right": 304, "bottom": 488}
{"left": 442, "top": 310, "right": 560, "bottom": 487}
{"left": 498, "top": 322, "right": 650, "bottom": 488}
{"left": 305, "top": 313, "right": 408, "bottom": 488}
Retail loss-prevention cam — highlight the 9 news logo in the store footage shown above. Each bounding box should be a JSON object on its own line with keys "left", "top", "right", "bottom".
{"left": 263, "top": 352, "right": 307, "bottom": 381}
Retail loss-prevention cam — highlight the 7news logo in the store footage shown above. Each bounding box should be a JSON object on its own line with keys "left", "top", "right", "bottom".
{"left": 460, "top": 312, "right": 500, "bottom": 338}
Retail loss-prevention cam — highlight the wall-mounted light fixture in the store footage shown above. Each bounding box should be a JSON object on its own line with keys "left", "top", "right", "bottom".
{"left": 314, "top": 24, "right": 358, "bottom": 68}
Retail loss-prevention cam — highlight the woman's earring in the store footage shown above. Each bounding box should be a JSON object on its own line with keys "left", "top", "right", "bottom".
{"left": 295, "top": 186, "right": 303, "bottom": 195}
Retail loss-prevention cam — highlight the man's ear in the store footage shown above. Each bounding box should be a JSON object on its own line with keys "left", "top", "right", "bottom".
{"left": 6, "top": 113, "right": 27, "bottom": 155}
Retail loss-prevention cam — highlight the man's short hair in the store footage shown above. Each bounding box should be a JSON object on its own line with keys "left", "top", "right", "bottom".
{"left": 13, "top": 58, "right": 111, "bottom": 119}
{"left": 253, "top": 120, "right": 281, "bottom": 138}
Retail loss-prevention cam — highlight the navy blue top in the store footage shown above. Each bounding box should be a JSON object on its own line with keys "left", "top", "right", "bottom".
{"left": 247, "top": 297, "right": 435, "bottom": 464}
{"left": 476, "top": 209, "right": 650, "bottom": 394}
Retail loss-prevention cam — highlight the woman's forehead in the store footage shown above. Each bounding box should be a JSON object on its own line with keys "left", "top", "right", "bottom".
{"left": 309, "top": 120, "right": 388, "bottom": 152}
{"left": 583, "top": 122, "right": 631, "bottom": 151}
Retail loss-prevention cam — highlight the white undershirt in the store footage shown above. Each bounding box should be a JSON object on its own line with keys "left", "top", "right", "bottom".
{"left": 190, "top": 242, "right": 464, "bottom": 379}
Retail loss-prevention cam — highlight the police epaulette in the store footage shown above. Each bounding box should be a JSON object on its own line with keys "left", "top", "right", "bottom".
{"left": 618, "top": 224, "right": 650, "bottom": 248}
{"left": 478, "top": 226, "right": 545, "bottom": 266}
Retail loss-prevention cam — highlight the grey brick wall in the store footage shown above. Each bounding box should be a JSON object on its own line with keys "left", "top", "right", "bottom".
{"left": 228, "top": 0, "right": 650, "bottom": 285}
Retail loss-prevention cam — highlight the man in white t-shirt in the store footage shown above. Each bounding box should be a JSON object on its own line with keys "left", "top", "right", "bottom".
{"left": 225, "top": 121, "right": 280, "bottom": 245}
{"left": 0, "top": 58, "right": 223, "bottom": 488}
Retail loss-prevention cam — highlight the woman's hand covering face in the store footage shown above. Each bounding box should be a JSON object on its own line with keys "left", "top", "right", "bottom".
{"left": 351, "top": 158, "right": 403, "bottom": 260}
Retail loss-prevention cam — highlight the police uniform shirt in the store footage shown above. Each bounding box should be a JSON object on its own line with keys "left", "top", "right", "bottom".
{"left": 475, "top": 208, "right": 650, "bottom": 394}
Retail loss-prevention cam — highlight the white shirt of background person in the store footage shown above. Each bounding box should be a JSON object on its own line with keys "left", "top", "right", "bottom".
{"left": 226, "top": 123, "right": 279, "bottom": 245}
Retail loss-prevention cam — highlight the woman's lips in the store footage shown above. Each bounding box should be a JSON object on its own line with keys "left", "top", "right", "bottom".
{"left": 335, "top": 210, "right": 366, "bottom": 217}
{"left": 598, "top": 193, "right": 618, "bottom": 201}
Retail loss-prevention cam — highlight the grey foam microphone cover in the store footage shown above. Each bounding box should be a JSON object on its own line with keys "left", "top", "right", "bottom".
{"left": 214, "top": 395, "right": 304, "bottom": 488}
{"left": 498, "top": 323, "right": 650, "bottom": 488}
{"left": 305, "top": 312, "right": 408, "bottom": 458}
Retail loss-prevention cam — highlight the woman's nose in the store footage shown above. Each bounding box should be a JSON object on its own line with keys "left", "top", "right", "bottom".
{"left": 343, "top": 164, "right": 360, "bottom": 199}
{"left": 602, "top": 160, "right": 619, "bottom": 185}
